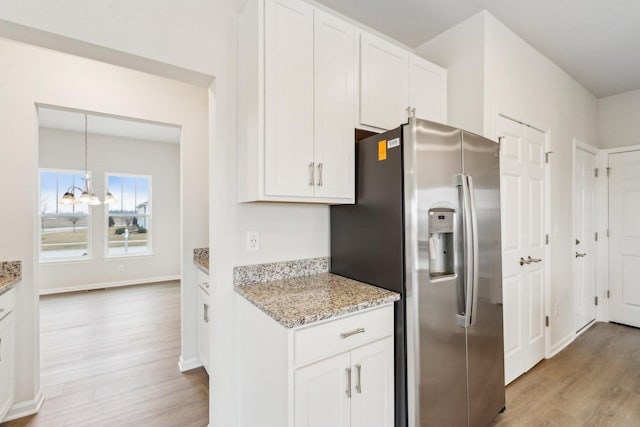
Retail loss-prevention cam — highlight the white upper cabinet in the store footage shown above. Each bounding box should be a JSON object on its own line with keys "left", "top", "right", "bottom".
{"left": 264, "top": 0, "right": 315, "bottom": 198}
{"left": 313, "top": 10, "right": 356, "bottom": 200}
{"left": 239, "top": 0, "right": 355, "bottom": 204}
{"left": 408, "top": 54, "right": 447, "bottom": 124}
{"left": 358, "top": 34, "right": 447, "bottom": 131}
{"left": 359, "top": 33, "right": 409, "bottom": 131}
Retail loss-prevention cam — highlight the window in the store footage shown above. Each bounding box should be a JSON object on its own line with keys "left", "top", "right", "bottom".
{"left": 106, "top": 174, "right": 151, "bottom": 256}
{"left": 39, "top": 170, "right": 91, "bottom": 261}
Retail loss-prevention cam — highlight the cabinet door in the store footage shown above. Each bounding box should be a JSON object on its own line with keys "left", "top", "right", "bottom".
{"left": 408, "top": 55, "right": 447, "bottom": 124}
{"left": 350, "top": 337, "right": 394, "bottom": 427}
{"left": 313, "top": 10, "right": 356, "bottom": 201}
{"left": 294, "top": 352, "right": 351, "bottom": 427}
{"left": 0, "top": 314, "right": 15, "bottom": 420}
{"left": 359, "top": 33, "right": 409, "bottom": 131}
{"left": 264, "top": 0, "right": 315, "bottom": 197}
{"left": 197, "top": 287, "right": 210, "bottom": 373}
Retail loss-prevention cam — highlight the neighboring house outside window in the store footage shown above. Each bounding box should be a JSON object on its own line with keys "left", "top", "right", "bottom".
{"left": 39, "top": 169, "right": 91, "bottom": 261}
{"left": 106, "top": 174, "right": 151, "bottom": 257}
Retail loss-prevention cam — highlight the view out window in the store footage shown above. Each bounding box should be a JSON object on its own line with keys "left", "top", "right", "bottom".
{"left": 106, "top": 174, "right": 151, "bottom": 256}
{"left": 40, "top": 170, "right": 90, "bottom": 261}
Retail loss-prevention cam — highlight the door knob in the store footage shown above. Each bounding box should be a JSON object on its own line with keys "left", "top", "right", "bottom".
{"left": 575, "top": 252, "right": 587, "bottom": 258}
{"left": 527, "top": 256, "right": 542, "bottom": 263}
{"left": 519, "top": 257, "right": 530, "bottom": 266}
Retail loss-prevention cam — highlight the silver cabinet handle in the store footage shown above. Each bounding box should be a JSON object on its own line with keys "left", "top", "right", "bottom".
{"left": 0, "top": 308, "right": 4, "bottom": 316}
{"left": 203, "top": 281, "right": 209, "bottom": 288}
{"left": 410, "top": 107, "right": 416, "bottom": 118}
{"left": 308, "top": 162, "right": 315, "bottom": 186}
{"left": 406, "top": 106, "right": 411, "bottom": 118}
{"left": 204, "top": 303, "right": 209, "bottom": 323}
{"left": 317, "top": 163, "right": 323, "bottom": 187}
{"left": 528, "top": 256, "right": 542, "bottom": 263}
{"left": 575, "top": 252, "right": 587, "bottom": 258}
{"left": 340, "top": 327, "right": 365, "bottom": 339}
{"left": 520, "top": 257, "right": 530, "bottom": 266}
{"left": 355, "top": 364, "right": 362, "bottom": 394}
{"left": 345, "top": 368, "right": 352, "bottom": 398}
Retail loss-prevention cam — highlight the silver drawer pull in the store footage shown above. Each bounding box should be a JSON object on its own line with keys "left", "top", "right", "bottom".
{"left": 203, "top": 281, "right": 209, "bottom": 288}
{"left": 204, "top": 303, "right": 210, "bottom": 323}
{"left": 340, "top": 327, "right": 365, "bottom": 339}
{"left": 355, "top": 364, "right": 362, "bottom": 394}
{"left": 527, "top": 256, "right": 542, "bottom": 263}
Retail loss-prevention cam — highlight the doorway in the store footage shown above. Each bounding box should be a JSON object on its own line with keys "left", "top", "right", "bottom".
{"left": 496, "top": 114, "right": 548, "bottom": 385}
{"left": 608, "top": 150, "right": 640, "bottom": 328}
{"left": 573, "top": 142, "right": 598, "bottom": 332}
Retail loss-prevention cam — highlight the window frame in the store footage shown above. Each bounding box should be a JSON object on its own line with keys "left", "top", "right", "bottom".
{"left": 104, "top": 172, "right": 153, "bottom": 258}
{"left": 38, "top": 168, "right": 93, "bottom": 263}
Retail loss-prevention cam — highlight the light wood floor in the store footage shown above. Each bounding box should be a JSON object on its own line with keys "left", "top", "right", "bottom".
{"left": 494, "top": 321, "right": 640, "bottom": 427}
{"left": 1, "top": 281, "right": 209, "bottom": 427}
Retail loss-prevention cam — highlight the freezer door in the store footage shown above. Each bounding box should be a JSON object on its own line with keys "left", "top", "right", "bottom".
{"left": 404, "top": 119, "right": 468, "bottom": 427}
{"left": 462, "top": 131, "right": 506, "bottom": 426}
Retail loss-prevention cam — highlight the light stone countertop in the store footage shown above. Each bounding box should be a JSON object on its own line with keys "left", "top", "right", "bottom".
{"left": 235, "top": 272, "right": 400, "bottom": 328}
{"left": 0, "top": 261, "right": 21, "bottom": 295}
{"left": 193, "top": 248, "right": 209, "bottom": 274}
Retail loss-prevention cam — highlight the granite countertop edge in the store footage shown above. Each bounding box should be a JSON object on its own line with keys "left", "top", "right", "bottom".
{"left": 195, "top": 259, "right": 209, "bottom": 274}
{"left": 0, "top": 276, "right": 19, "bottom": 295}
{"left": 235, "top": 274, "right": 400, "bottom": 329}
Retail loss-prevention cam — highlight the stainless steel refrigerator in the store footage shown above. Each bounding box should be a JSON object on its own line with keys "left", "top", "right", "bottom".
{"left": 331, "top": 118, "right": 505, "bottom": 427}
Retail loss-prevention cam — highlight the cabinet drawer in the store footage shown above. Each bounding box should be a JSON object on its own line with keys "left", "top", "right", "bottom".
{"left": 0, "top": 287, "right": 15, "bottom": 321}
{"left": 294, "top": 304, "right": 393, "bottom": 367}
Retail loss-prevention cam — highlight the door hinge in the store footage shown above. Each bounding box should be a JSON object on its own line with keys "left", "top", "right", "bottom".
{"left": 545, "top": 316, "right": 550, "bottom": 327}
{"left": 607, "top": 167, "right": 611, "bottom": 177}
{"left": 606, "top": 290, "right": 610, "bottom": 298}
{"left": 595, "top": 232, "right": 598, "bottom": 242}
{"left": 595, "top": 296, "right": 598, "bottom": 306}
{"left": 545, "top": 234, "right": 549, "bottom": 245}
{"left": 545, "top": 151, "right": 553, "bottom": 164}
{"left": 607, "top": 229, "right": 610, "bottom": 238}
{"left": 594, "top": 168, "right": 599, "bottom": 177}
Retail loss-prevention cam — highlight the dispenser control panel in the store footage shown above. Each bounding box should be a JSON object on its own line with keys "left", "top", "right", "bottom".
{"left": 428, "top": 211, "right": 453, "bottom": 233}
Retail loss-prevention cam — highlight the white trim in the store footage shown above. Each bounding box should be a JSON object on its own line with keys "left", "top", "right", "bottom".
{"left": 38, "top": 275, "right": 180, "bottom": 295}
{"left": 548, "top": 331, "right": 575, "bottom": 358}
{"left": 600, "top": 143, "right": 640, "bottom": 155}
{"left": 575, "top": 319, "right": 596, "bottom": 337}
{"left": 178, "top": 355, "right": 203, "bottom": 372}
{"left": 2, "top": 390, "right": 44, "bottom": 422}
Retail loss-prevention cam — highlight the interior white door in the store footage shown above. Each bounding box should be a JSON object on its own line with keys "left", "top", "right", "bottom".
{"left": 574, "top": 147, "right": 598, "bottom": 331}
{"left": 294, "top": 352, "right": 351, "bottom": 427}
{"left": 497, "top": 115, "right": 546, "bottom": 385}
{"left": 609, "top": 151, "right": 640, "bottom": 328}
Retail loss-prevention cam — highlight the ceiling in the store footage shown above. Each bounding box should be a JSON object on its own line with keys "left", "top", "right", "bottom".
{"left": 314, "top": 0, "right": 640, "bottom": 98}
{"left": 38, "top": 107, "right": 181, "bottom": 144}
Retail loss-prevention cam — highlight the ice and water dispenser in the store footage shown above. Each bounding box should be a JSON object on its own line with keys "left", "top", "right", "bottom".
{"left": 428, "top": 208, "right": 455, "bottom": 278}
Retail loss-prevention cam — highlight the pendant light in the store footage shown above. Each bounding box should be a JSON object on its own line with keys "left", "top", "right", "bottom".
{"left": 59, "top": 114, "right": 116, "bottom": 206}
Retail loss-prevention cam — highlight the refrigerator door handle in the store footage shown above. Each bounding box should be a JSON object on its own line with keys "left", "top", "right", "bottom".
{"left": 467, "top": 175, "right": 479, "bottom": 327}
{"left": 459, "top": 174, "right": 479, "bottom": 328}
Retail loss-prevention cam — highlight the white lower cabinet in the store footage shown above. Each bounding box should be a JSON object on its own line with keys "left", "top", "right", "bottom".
{"left": 0, "top": 289, "right": 16, "bottom": 422}
{"left": 196, "top": 270, "right": 210, "bottom": 373}
{"left": 295, "top": 336, "right": 393, "bottom": 427}
{"left": 238, "top": 298, "right": 394, "bottom": 427}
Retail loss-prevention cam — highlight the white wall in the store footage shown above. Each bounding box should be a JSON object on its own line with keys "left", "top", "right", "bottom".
{"left": 38, "top": 128, "right": 180, "bottom": 293}
{"left": 420, "top": 11, "right": 599, "bottom": 355}
{"left": 0, "top": 37, "right": 208, "bottom": 417}
{"left": 415, "top": 13, "right": 485, "bottom": 135}
{"left": 598, "top": 89, "right": 640, "bottom": 149}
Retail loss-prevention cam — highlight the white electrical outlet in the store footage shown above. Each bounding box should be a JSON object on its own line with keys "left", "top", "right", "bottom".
{"left": 247, "top": 231, "right": 259, "bottom": 251}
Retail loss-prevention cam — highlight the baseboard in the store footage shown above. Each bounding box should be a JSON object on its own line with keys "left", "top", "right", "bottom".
{"left": 576, "top": 319, "right": 597, "bottom": 337}
{"left": 179, "top": 355, "right": 203, "bottom": 372}
{"left": 548, "top": 331, "right": 575, "bottom": 358}
{"left": 3, "top": 390, "right": 44, "bottom": 422}
{"left": 39, "top": 275, "right": 181, "bottom": 295}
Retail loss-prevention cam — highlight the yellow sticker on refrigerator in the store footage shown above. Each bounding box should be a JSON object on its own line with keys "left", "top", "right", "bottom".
{"left": 378, "top": 140, "right": 387, "bottom": 161}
